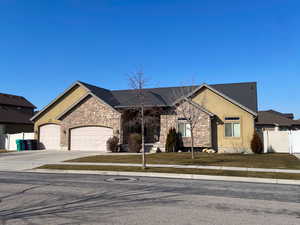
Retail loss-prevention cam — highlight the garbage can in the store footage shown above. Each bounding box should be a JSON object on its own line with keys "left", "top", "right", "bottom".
{"left": 20, "top": 140, "right": 26, "bottom": 151}
{"left": 25, "top": 140, "right": 32, "bottom": 150}
{"left": 16, "top": 139, "right": 22, "bottom": 151}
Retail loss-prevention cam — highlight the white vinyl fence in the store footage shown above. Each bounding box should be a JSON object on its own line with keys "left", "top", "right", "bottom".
{"left": 0, "top": 133, "right": 35, "bottom": 150}
{"left": 263, "top": 130, "right": 300, "bottom": 154}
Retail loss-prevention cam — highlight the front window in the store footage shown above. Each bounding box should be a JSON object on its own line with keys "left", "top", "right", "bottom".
{"left": 224, "top": 117, "right": 240, "bottom": 137}
{"left": 178, "top": 119, "right": 191, "bottom": 137}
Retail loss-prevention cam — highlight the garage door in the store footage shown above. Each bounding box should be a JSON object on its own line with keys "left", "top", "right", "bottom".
{"left": 39, "top": 124, "right": 61, "bottom": 150}
{"left": 70, "top": 126, "right": 113, "bottom": 151}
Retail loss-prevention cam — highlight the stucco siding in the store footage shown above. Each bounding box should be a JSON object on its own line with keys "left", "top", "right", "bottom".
{"left": 192, "top": 87, "right": 255, "bottom": 152}
{"left": 34, "top": 85, "right": 87, "bottom": 133}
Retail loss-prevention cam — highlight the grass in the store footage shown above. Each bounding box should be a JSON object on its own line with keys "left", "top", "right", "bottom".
{"left": 66, "top": 152, "right": 300, "bottom": 170}
{"left": 38, "top": 164, "right": 300, "bottom": 180}
{"left": 0, "top": 150, "right": 10, "bottom": 153}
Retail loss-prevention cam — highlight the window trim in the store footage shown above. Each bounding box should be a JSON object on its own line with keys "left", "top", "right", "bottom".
{"left": 177, "top": 119, "right": 191, "bottom": 138}
{"left": 224, "top": 116, "right": 242, "bottom": 139}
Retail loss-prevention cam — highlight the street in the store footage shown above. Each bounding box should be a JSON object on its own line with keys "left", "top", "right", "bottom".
{"left": 0, "top": 172, "right": 299, "bottom": 225}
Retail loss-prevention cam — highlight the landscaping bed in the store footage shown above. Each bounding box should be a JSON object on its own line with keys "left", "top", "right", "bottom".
{"left": 38, "top": 164, "right": 300, "bottom": 180}
{"left": 66, "top": 153, "right": 300, "bottom": 170}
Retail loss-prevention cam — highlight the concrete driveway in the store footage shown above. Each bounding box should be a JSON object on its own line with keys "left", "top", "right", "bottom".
{"left": 0, "top": 150, "right": 101, "bottom": 171}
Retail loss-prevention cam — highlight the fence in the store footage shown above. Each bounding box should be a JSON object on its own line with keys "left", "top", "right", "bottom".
{"left": 0, "top": 133, "right": 35, "bottom": 150}
{"left": 263, "top": 130, "right": 300, "bottom": 154}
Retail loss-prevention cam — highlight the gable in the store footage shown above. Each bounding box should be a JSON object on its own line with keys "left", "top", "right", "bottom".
{"left": 33, "top": 84, "right": 88, "bottom": 125}
{"left": 192, "top": 87, "right": 256, "bottom": 118}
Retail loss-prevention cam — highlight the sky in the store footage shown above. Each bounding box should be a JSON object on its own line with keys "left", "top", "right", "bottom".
{"left": 0, "top": 0, "right": 299, "bottom": 118}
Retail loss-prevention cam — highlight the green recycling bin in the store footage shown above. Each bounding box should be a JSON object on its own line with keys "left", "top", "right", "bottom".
{"left": 16, "top": 139, "right": 22, "bottom": 151}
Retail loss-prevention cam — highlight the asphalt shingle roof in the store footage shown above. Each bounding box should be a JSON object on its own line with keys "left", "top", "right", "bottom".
{"left": 79, "top": 81, "right": 258, "bottom": 113}
{"left": 0, "top": 93, "right": 35, "bottom": 108}
{"left": 256, "top": 110, "right": 300, "bottom": 127}
{"left": 0, "top": 106, "right": 33, "bottom": 124}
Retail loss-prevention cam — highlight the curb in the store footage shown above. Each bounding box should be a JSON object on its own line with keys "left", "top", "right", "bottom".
{"left": 27, "top": 169, "right": 300, "bottom": 186}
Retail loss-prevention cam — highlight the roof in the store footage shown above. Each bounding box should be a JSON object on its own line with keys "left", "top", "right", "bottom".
{"left": 0, "top": 106, "right": 33, "bottom": 124}
{"left": 256, "top": 110, "right": 300, "bottom": 127}
{"left": 0, "top": 93, "right": 36, "bottom": 108}
{"left": 32, "top": 81, "right": 258, "bottom": 121}
{"left": 79, "top": 81, "right": 258, "bottom": 113}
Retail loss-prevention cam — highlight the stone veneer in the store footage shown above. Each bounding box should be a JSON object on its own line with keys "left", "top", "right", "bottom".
{"left": 159, "top": 102, "right": 212, "bottom": 150}
{"left": 60, "top": 95, "right": 121, "bottom": 149}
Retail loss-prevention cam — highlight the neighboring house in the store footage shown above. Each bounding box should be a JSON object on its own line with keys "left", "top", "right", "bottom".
{"left": 31, "top": 81, "right": 258, "bottom": 152}
{"left": 256, "top": 110, "right": 300, "bottom": 131}
{"left": 0, "top": 93, "right": 36, "bottom": 135}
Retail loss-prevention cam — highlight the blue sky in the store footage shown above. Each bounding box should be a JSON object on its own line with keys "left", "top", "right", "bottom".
{"left": 0, "top": 0, "right": 299, "bottom": 118}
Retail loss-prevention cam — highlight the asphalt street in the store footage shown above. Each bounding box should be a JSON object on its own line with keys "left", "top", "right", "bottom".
{"left": 0, "top": 171, "right": 299, "bottom": 225}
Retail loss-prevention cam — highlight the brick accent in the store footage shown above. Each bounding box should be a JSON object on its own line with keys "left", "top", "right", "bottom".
{"left": 159, "top": 102, "right": 212, "bottom": 149}
{"left": 60, "top": 95, "right": 121, "bottom": 148}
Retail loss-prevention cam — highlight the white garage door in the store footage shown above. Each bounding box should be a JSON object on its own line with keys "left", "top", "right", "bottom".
{"left": 39, "top": 124, "right": 61, "bottom": 150}
{"left": 70, "top": 126, "right": 113, "bottom": 151}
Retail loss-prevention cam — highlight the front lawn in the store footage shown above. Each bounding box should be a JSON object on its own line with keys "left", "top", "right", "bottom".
{"left": 66, "top": 152, "right": 300, "bottom": 170}
{"left": 38, "top": 164, "right": 300, "bottom": 180}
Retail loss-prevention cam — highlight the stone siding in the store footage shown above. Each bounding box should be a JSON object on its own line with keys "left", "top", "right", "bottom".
{"left": 159, "top": 102, "right": 212, "bottom": 150}
{"left": 60, "top": 95, "right": 121, "bottom": 148}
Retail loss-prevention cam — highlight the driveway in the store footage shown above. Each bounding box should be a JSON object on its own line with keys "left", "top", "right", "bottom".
{"left": 0, "top": 150, "right": 101, "bottom": 171}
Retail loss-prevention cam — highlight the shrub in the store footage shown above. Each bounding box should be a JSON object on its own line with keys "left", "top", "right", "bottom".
{"left": 128, "top": 133, "right": 142, "bottom": 153}
{"left": 106, "top": 136, "right": 119, "bottom": 152}
{"left": 251, "top": 131, "right": 263, "bottom": 154}
{"left": 165, "top": 128, "right": 179, "bottom": 152}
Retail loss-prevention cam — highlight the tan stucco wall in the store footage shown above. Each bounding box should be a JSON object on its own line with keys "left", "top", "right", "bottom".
{"left": 192, "top": 88, "right": 255, "bottom": 152}
{"left": 33, "top": 85, "right": 88, "bottom": 136}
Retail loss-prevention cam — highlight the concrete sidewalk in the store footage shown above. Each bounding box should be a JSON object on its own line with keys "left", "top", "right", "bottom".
{"left": 52, "top": 162, "right": 300, "bottom": 174}
{"left": 31, "top": 168, "right": 300, "bottom": 186}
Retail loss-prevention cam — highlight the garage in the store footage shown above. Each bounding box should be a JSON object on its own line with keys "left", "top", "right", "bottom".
{"left": 70, "top": 126, "right": 113, "bottom": 151}
{"left": 39, "top": 124, "right": 61, "bottom": 150}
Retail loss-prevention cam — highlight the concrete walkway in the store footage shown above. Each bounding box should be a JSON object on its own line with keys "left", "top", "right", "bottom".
{"left": 52, "top": 162, "right": 300, "bottom": 174}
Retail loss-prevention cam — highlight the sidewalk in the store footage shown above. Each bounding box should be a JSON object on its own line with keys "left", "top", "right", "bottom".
{"left": 52, "top": 162, "right": 300, "bottom": 174}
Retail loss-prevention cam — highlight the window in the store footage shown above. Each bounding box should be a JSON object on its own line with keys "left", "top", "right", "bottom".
{"left": 178, "top": 120, "right": 191, "bottom": 137}
{"left": 224, "top": 117, "right": 240, "bottom": 137}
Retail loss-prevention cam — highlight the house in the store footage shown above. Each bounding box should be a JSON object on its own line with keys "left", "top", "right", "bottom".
{"left": 0, "top": 93, "right": 36, "bottom": 135}
{"left": 31, "top": 81, "right": 258, "bottom": 153}
{"left": 256, "top": 110, "right": 300, "bottom": 131}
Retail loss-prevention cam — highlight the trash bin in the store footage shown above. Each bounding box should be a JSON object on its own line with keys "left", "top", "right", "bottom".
{"left": 16, "top": 139, "right": 22, "bottom": 151}
{"left": 20, "top": 140, "right": 26, "bottom": 151}
{"left": 25, "top": 140, "right": 32, "bottom": 150}
{"left": 24, "top": 140, "right": 38, "bottom": 150}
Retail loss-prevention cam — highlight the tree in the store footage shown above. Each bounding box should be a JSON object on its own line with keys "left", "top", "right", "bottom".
{"left": 251, "top": 131, "right": 263, "bottom": 154}
{"left": 165, "top": 127, "right": 177, "bottom": 152}
{"left": 128, "top": 69, "right": 147, "bottom": 169}
{"left": 172, "top": 84, "right": 205, "bottom": 159}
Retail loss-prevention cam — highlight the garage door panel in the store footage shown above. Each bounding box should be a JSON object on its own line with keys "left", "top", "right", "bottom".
{"left": 70, "top": 126, "right": 113, "bottom": 151}
{"left": 39, "top": 124, "right": 61, "bottom": 150}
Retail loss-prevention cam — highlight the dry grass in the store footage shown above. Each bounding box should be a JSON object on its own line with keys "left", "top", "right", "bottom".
{"left": 38, "top": 164, "right": 300, "bottom": 180}
{"left": 0, "top": 150, "right": 9, "bottom": 153}
{"left": 66, "top": 152, "right": 300, "bottom": 170}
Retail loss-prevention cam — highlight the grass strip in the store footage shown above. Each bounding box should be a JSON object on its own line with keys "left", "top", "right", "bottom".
{"left": 66, "top": 152, "right": 300, "bottom": 170}
{"left": 38, "top": 164, "right": 300, "bottom": 180}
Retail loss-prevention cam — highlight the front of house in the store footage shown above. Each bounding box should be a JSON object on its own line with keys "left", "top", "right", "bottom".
{"left": 31, "top": 81, "right": 258, "bottom": 153}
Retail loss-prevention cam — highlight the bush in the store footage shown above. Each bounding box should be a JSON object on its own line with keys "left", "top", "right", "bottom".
{"left": 251, "top": 131, "right": 263, "bottom": 154}
{"left": 106, "top": 136, "right": 119, "bottom": 152}
{"left": 165, "top": 128, "right": 181, "bottom": 152}
{"left": 128, "top": 133, "right": 142, "bottom": 153}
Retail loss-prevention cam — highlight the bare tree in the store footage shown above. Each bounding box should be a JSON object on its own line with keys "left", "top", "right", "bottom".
{"left": 128, "top": 69, "right": 147, "bottom": 169}
{"left": 172, "top": 84, "right": 205, "bottom": 159}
